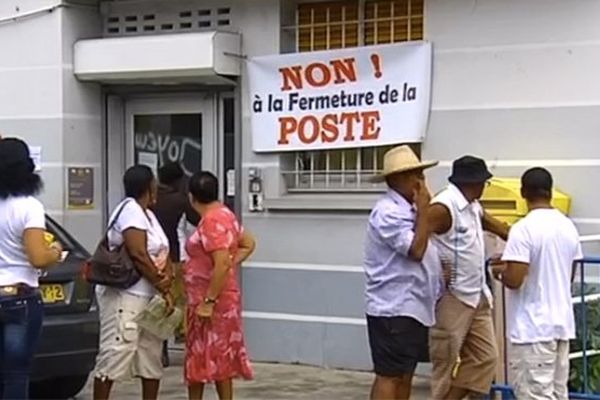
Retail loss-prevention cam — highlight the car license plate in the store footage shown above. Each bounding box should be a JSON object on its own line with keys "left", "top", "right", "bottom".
{"left": 41, "top": 284, "right": 65, "bottom": 304}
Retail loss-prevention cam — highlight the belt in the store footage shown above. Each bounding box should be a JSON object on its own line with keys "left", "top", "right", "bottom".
{"left": 0, "top": 284, "right": 36, "bottom": 297}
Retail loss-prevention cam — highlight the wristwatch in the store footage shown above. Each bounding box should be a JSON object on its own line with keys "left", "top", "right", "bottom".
{"left": 204, "top": 297, "right": 216, "bottom": 305}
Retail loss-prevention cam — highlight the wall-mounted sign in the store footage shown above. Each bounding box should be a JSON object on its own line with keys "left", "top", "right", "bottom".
{"left": 247, "top": 41, "right": 432, "bottom": 152}
{"left": 29, "top": 146, "right": 42, "bottom": 172}
{"left": 138, "top": 151, "right": 158, "bottom": 176}
{"left": 226, "top": 169, "right": 236, "bottom": 197}
{"left": 68, "top": 167, "right": 94, "bottom": 209}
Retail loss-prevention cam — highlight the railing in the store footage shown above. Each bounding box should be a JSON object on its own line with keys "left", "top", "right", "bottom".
{"left": 488, "top": 257, "right": 600, "bottom": 400}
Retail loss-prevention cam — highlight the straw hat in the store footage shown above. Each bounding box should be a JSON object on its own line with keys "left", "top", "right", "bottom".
{"left": 371, "top": 145, "right": 438, "bottom": 183}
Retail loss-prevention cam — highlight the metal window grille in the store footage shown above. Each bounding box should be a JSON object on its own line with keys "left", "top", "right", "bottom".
{"left": 282, "top": 0, "right": 424, "bottom": 192}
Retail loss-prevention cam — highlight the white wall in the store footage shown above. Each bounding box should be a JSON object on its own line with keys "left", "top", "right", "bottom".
{"left": 0, "top": 2, "right": 64, "bottom": 215}
{"left": 0, "top": 1, "right": 103, "bottom": 249}
{"left": 424, "top": 0, "right": 600, "bottom": 245}
{"left": 238, "top": 0, "right": 284, "bottom": 201}
{"left": 59, "top": 5, "right": 103, "bottom": 249}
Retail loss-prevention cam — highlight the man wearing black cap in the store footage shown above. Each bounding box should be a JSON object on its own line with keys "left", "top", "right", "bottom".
{"left": 427, "top": 155, "right": 509, "bottom": 400}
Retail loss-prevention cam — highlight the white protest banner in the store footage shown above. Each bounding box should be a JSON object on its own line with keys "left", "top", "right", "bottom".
{"left": 248, "top": 41, "right": 432, "bottom": 153}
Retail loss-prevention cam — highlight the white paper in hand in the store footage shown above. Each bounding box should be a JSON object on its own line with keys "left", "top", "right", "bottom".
{"left": 134, "top": 295, "right": 183, "bottom": 340}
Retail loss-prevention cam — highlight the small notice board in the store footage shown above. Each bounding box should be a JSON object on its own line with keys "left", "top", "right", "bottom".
{"left": 68, "top": 167, "right": 94, "bottom": 209}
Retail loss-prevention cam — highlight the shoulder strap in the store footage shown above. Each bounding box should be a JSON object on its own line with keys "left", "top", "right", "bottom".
{"left": 108, "top": 199, "right": 132, "bottom": 231}
{"left": 99, "top": 199, "right": 133, "bottom": 246}
{"left": 102, "top": 199, "right": 155, "bottom": 244}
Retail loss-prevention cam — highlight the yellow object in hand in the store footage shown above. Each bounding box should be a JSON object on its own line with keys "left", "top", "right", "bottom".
{"left": 44, "top": 232, "right": 55, "bottom": 246}
{"left": 451, "top": 356, "right": 461, "bottom": 379}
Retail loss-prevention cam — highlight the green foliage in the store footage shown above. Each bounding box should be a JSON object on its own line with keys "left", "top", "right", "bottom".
{"left": 570, "top": 283, "right": 600, "bottom": 393}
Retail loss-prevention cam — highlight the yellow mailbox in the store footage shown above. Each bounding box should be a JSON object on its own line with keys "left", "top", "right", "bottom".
{"left": 480, "top": 177, "right": 571, "bottom": 225}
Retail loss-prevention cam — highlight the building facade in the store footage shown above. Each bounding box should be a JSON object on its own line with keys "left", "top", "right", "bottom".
{"left": 2, "top": 0, "right": 600, "bottom": 372}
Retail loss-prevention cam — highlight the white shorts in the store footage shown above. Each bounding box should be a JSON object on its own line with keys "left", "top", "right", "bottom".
{"left": 93, "top": 286, "right": 164, "bottom": 381}
{"left": 508, "top": 340, "right": 570, "bottom": 400}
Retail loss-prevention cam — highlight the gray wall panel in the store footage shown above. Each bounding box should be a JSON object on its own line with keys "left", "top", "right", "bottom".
{"left": 243, "top": 214, "right": 369, "bottom": 265}
{"left": 0, "top": 118, "right": 63, "bottom": 162}
{"left": 37, "top": 166, "right": 66, "bottom": 216}
{"left": 424, "top": 107, "right": 600, "bottom": 160}
{"left": 62, "top": 211, "right": 103, "bottom": 251}
{"left": 62, "top": 117, "right": 102, "bottom": 164}
{"left": 244, "top": 319, "right": 325, "bottom": 366}
{"left": 244, "top": 317, "right": 435, "bottom": 375}
{"left": 59, "top": 7, "right": 103, "bottom": 246}
{"left": 322, "top": 323, "right": 371, "bottom": 370}
{"left": 242, "top": 268, "right": 365, "bottom": 318}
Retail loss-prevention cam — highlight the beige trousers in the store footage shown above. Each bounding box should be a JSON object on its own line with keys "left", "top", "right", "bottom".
{"left": 509, "top": 340, "right": 570, "bottom": 400}
{"left": 430, "top": 293, "right": 498, "bottom": 399}
{"left": 93, "top": 287, "right": 164, "bottom": 381}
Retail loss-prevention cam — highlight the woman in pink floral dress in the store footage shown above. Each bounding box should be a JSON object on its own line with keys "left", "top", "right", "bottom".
{"left": 184, "top": 171, "right": 256, "bottom": 400}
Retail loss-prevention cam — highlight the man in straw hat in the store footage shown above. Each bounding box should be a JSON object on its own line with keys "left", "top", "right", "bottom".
{"left": 364, "top": 145, "right": 443, "bottom": 400}
{"left": 427, "top": 155, "right": 509, "bottom": 400}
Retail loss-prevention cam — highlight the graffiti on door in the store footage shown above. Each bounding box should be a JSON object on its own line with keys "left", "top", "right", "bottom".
{"left": 135, "top": 131, "right": 202, "bottom": 176}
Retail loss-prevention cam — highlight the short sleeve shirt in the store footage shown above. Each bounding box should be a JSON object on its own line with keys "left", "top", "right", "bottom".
{"left": 0, "top": 196, "right": 46, "bottom": 287}
{"left": 502, "top": 208, "right": 583, "bottom": 343}
{"left": 107, "top": 198, "right": 169, "bottom": 297}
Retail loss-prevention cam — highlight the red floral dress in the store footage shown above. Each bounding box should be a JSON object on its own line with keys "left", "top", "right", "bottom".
{"left": 183, "top": 205, "right": 253, "bottom": 384}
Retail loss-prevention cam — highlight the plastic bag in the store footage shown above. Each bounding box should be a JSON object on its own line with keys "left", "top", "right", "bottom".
{"left": 134, "top": 295, "right": 183, "bottom": 340}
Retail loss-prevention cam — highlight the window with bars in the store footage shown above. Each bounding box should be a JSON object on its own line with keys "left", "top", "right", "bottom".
{"left": 282, "top": 0, "right": 424, "bottom": 192}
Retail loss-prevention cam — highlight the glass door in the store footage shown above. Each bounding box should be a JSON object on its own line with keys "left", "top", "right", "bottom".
{"left": 125, "top": 96, "right": 217, "bottom": 181}
{"left": 132, "top": 113, "right": 202, "bottom": 177}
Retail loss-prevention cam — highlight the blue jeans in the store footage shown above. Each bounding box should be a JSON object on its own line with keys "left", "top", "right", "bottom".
{"left": 0, "top": 290, "right": 43, "bottom": 400}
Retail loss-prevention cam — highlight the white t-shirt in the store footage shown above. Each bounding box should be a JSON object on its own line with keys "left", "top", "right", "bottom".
{"left": 502, "top": 208, "right": 583, "bottom": 344}
{"left": 0, "top": 196, "right": 46, "bottom": 287}
{"left": 107, "top": 198, "right": 169, "bottom": 297}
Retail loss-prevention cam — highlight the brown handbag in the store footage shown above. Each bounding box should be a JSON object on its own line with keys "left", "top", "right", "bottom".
{"left": 84, "top": 200, "right": 142, "bottom": 289}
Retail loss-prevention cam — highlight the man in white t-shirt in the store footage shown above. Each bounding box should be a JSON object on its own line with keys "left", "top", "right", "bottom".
{"left": 498, "top": 167, "right": 583, "bottom": 400}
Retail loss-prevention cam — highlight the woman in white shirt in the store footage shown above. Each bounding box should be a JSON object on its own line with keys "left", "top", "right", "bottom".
{"left": 93, "top": 165, "right": 173, "bottom": 400}
{"left": 0, "top": 138, "right": 62, "bottom": 399}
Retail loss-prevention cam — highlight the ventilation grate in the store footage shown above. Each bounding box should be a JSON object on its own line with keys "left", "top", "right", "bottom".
{"left": 104, "top": 5, "right": 231, "bottom": 36}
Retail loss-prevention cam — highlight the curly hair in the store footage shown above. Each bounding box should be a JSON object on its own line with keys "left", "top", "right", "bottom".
{"left": 0, "top": 159, "right": 43, "bottom": 199}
